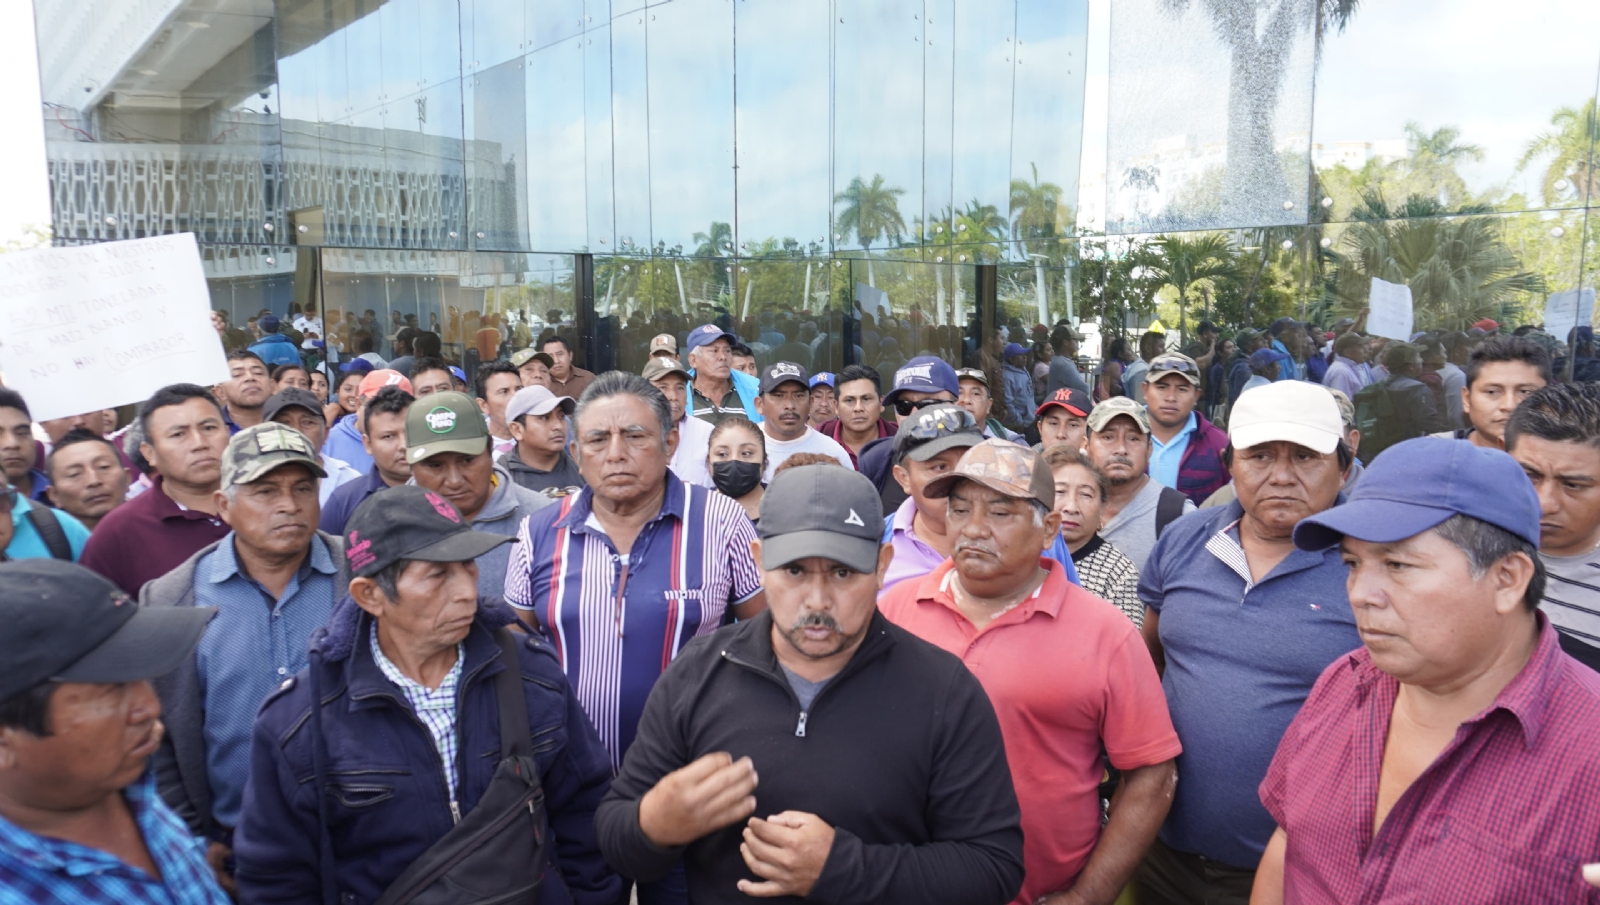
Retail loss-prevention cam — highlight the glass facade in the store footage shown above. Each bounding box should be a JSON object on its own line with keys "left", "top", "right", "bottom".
{"left": 28, "top": 0, "right": 1600, "bottom": 379}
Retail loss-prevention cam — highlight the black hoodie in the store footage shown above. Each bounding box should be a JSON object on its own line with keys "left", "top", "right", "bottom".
{"left": 595, "top": 609, "right": 1024, "bottom": 905}
{"left": 501, "top": 446, "right": 585, "bottom": 499}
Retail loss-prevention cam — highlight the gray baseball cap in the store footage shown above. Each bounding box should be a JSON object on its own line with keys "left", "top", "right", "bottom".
{"left": 757, "top": 464, "right": 885, "bottom": 574}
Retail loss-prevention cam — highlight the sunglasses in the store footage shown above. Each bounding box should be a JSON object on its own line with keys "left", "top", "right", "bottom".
{"left": 954, "top": 368, "right": 988, "bottom": 383}
{"left": 893, "top": 397, "right": 946, "bottom": 417}
{"left": 1150, "top": 356, "right": 1199, "bottom": 374}
{"left": 899, "top": 404, "right": 979, "bottom": 441}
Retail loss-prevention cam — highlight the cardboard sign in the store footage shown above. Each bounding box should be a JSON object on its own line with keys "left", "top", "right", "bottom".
{"left": 1366, "top": 277, "right": 1414, "bottom": 342}
{"left": 0, "top": 233, "right": 228, "bottom": 422}
{"left": 1543, "top": 288, "right": 1596, "bottom": 344}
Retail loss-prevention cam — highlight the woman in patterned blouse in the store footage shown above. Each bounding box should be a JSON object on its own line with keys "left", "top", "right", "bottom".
{"left": 1042, "top": 444, "right": 1144, "bottom": 627}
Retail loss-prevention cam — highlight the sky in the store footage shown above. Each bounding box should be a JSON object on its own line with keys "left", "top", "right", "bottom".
{"left": 0, "top": 0, "right": 49, "bottom": 246}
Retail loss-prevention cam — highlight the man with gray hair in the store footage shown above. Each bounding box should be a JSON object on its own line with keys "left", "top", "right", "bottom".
{"left": 505, "top": 371, "right": 766, "bottom": 904}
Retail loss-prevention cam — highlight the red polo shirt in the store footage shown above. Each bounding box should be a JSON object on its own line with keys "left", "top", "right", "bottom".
{"left": 817, "top": 417, "right": 897, "bottom": 469}
{"left": 79, "top": 476, "right": 231, "bottom": 595}
{"left": 879, "top": 558, "right": 1181, "bottom": 903}
{"left": 1261, "top": 616, "right": 1600, "bottom": 904}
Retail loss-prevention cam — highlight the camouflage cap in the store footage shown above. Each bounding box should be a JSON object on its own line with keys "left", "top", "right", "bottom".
{"left": 1326, "top": 387, "right": 1355, "bottom": 427}
{"left": 510, "top": 347, "right": 555, "bottom": 369}
{"left": 1086, "top": 396, "right": 1151, "bottom": 435}
{"left": 923, "top": 438, "right": 1056, "bottom": 510}
{"left": 405, "top": 391, "right": 489, "bottom": 464}
{"left": 221, "top": 422, "right": 327, "bottom": 488}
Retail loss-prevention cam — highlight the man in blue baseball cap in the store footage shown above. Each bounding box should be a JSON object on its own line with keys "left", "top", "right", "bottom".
{"left": 999, "top": 343, "right": 1037, "bottom": 434}
{"left": 1252, "top": 436, "right": 1600, "bottom": 904}
{"left": 863, "top": 357, "right": 963, "bottom": 510}
{"left": 808, "top": 372, "right": 837, "bottom": 430}
{"left": 684, "top": 324, "right": 761, "bottom": 425}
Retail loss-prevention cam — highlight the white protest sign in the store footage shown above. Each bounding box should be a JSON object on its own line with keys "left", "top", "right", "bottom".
{"left": 0, "top": 233, "right": 228, "bottom": 422}
{"left": 1543, "top": 288, "right": 1596, "bottom": 343}
{"left": 855, "top": 282, "right": 889, "bottom": 320}
{"left": 1366, "top": 277, "right": 1414, "bottom": 341}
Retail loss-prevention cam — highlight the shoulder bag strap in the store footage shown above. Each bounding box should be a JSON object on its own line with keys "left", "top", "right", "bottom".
{"left": 25, "top": 507, "right": 73, "bottom": 561}
{"left": 493, "top": 630, "right": 532, "bottom": 760}
{"left": 305, "top": 651, "right": 341, "bottom": 905}
{"left": 1155, "top": 486, "right": 1188, "bottom": 539}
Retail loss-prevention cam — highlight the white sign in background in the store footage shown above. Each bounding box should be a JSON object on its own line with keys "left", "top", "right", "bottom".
{"left": 0, "top": 233, "right": 228, "bottom": 422}
{"left": 1366, "top": 277, "right": 1415, "bottom": 342}
{"left": 1543, "top": 288, "right": 1596, "bottom": 344}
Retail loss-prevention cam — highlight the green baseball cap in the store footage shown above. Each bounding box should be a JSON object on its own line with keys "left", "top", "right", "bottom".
{"left": 221, "top": 423, "right": 328, "bottom": 488}
{"left": 406, "top": 391, "right": 489, "bottom": 464}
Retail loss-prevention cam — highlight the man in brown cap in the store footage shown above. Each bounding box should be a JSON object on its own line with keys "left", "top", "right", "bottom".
{"left": 880, "top": 439, "right": 1180, "bottom": 905}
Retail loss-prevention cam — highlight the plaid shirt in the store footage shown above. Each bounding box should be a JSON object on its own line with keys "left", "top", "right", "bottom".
{"left": 1261, "top": 616, "right": 1600, "bottom": 904}
{"left": 371, "top": 624, "right": 465, "bottom": 798}
{"left": 0, "top": 772, "right": 228, "bottom": 904}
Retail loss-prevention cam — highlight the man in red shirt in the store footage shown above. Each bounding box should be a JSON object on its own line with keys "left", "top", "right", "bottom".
{"left": 1256, "top": 436, "right": 1600, "bottom": 904}
{"left": 880, "top": 439, "right": 1181, "bottom": 905}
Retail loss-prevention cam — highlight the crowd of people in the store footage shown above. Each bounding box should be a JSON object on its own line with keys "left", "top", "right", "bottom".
{"left": 2, "top": 303, "right": 1600, "bottom": 905}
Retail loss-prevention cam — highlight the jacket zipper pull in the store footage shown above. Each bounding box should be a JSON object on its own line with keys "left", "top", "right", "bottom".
{"left": 795, "top": 711, "right": 808, "bottom": 738}
{"left": 449, "top": 799, "right": 462, "bottom": 824}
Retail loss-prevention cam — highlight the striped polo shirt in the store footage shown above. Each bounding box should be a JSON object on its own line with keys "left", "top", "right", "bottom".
{"left": 504, "top": 472, "right": 762, "bottom": 768}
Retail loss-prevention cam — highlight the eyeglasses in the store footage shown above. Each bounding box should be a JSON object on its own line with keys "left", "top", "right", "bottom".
{"left": 899, "top": 404, "right": 979, "bottom": 441}
{"left": 1149, "top": 356, "right": 1199, "bottom": 374}
{"left": 954, "top": 368, "right": 988, "bottom": 383}
{"left": 893, "top": 397, "right": 946, "bottom": 417}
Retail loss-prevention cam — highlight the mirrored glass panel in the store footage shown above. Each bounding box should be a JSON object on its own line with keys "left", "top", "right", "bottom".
{"left": 648, "top": 0, "right": 735, "bottom": 257}
{"left": 1011, "top": 0, "right": 1090, "bottom": 257}
{"left": 833, "top": 0, "right": 924, "bottom": 254}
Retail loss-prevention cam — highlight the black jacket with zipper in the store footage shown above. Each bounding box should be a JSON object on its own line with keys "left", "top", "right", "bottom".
{"left": 595, "top": 609, "right": 1024, "bottom": 905}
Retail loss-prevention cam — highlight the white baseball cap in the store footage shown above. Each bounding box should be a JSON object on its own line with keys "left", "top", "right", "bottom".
{"left": 1228, "top": 381, "right": 1342, "bottom": 455}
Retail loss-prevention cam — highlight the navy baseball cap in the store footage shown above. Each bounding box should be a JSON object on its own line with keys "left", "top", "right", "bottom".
{"left": 1294, "top": 436, "right": 1541, "bottom": 552}
{"left": 884, "top": 356, "right": 959, "bottom": 404}
{"left": 1248, "top": 348, "right": 1290, "bottom": 369}
{"left": 1003, "top": 342, "right": 1030, "bottom": 358}
{"left": 685, "top": 323, "right": 738, "bottom": 353}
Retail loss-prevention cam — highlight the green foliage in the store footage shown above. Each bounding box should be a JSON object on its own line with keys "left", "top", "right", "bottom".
{"left": 1517, "top": 99, "right": 1600, "bottom": 206}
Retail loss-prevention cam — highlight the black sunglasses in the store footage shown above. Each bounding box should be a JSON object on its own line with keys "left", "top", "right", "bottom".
{"left": 893, "top": 397, "right": 947, "bottom": 417}
{"left": 899, "top": 404, "right": 979, "bottom": 440}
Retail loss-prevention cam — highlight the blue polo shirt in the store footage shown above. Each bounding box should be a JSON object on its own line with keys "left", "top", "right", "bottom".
{"left": 319, "top": 466, "right": 391, "bottom": 535}
{"left": 193, "top": 533, "right": 339, "bottom": 827}
{"left": 4, "top": 495, "right": 90, "bottom": 562}
{"left": 1148, "top": 411, "right": 1196, "bottom": 490}
{"left": 1138, "top": 498, "right": 1359, "bottom": 868}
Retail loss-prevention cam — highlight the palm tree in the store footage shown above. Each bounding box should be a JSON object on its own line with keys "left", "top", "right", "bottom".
{"left": 1518, "top": 99, "right": 1600, "bottom": 206}
{"left": 834, "top": 174, "right": 906, "bottom": 287}
{"left": 691, "top": 221, "right": 734, "bottom": 297}
{"left": 1159, "top": 0, "right": 1359, "bottom": 223}
{"left": 1403, "top": 122, "right": 1483, "bottom": 207}
{"left": 953, "top": 199, "right": 1008, "bottom": 264}
{"left": 1010, "top": 163, "right": 1065, "bottom": 260}
{"left": 1133, "top": 234, "right": 1237, "bottom": 345}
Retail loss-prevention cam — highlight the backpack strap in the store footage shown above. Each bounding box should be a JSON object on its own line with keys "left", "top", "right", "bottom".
{"left": 25, "top": 507, "right": 73, "bottom": 561}
{"left": 1154, "top": 486, "right": 1189, "bottom": 539}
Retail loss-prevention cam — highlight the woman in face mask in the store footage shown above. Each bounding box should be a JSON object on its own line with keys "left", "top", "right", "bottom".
{"left": 706, "top": 417, "right": 767, "bottom": 524}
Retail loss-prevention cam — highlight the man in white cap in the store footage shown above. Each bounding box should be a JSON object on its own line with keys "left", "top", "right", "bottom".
{"left": 501, "top": 384, "right": 584, "bottom": 499}
{"left": 1134, "top": 381, "right": 1361, "bottom": 904}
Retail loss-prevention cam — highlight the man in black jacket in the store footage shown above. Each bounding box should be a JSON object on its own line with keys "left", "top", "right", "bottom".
{"left": 595, "top": 464, "right": 1024, "bottom": 905}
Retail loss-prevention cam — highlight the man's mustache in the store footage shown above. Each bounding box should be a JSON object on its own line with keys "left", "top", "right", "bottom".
{"left": 790, "top": 612, "right": 841, "bottom": 632}
{"left": 954, "top": 539, "right": 1000, "bottom": 558}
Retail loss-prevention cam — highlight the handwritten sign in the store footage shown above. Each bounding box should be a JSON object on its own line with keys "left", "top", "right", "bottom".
{"left": 1366, "top": 277, "right": 1414, "bottom": 342}
{"left": 1543, "top": 288, "right": 1596, "bottom": 344}
{"left": 0, "top": 233, "right": 228, "bottom": 422}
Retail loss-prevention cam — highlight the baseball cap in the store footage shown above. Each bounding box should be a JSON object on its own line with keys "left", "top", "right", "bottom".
{"left": 339, "top": 358, "right": 376, "bottom": 374}
{"left": 1326, "top": 387, "right": 1355, "bottom": 427}
{"left": 1248, "top": 348, "right": 1290, "bottom": 370}
{"left": 756, "top": 465, "right": 884, "bottom": 574}
{"left": 1003, "top": 342, "right": 1030, "bottom": 358}
{"left": 405, "top": 391, "right": 489, "bottom": 463}
{"left": 1228, "top": 380, "right": 1342, "bottom": 455}
{"left": 0, "top": 560, "right": 215, "bottom": 702}
{"left": 1269, "top": 316, "right": 1301, "bottom": 336}
{"left": 448, "top": 366, "right": 467, "bottom": 384}
{"left": 510, "top": 348, "right": 554, "bottom": 369}
{"left": 924, "top": 439, "right": 1056, "bottom": 510}
{"left": 1473, "top": 318, "right": 1501, "bottom": 332}
{"left": 954, "top": 367, "right": 989, "bottom": 387}
{"left": 1293, "top": 436, "right": 1541, "bottom": 552}
{"left": 505, "top": 385, "right": 575, "bottom": 423}
{"left": 221, "top": 422, "right": 328, "bottom": 487}
{"left": 649, "top": 334, "right": 678, "bottom": 356}
{"left": 685, "top": 323, "right": 738, "bottom": 353}
{"left": 884, "top": 356, "right": 959, "bottom": 404}
{"left": 760, "top": 361, "right": 810, "bottom": 395}
{"left": 1086, "top": 397, "right": 1151, "bottom": 434}
{"left": 1036, "top": 385, "right": 1091, "bottom": 418}
{"left": 359, "top": 369, "right": 412, "bottom": 399}
{"left": 263, "top": 388, "right": 326, "bottom": 422}
{"left": 1147, "top": 352, "right": 1201, "bottom": 386}
{"left": 343, "top": 485, "right": 511, "bottom": 578}
{"left": 810, "top": 372, "right": 836, "bottom": 390}
{"left": 892, "top": 403, "right": 984, "bottom": 464}
{"left": 258, "top": 314, "right": 281, "bottom": 333}
{"left": 642, "top": 357, "right": 692, "bottom": 383}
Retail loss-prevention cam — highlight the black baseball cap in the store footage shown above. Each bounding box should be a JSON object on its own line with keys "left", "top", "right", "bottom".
{"left": 344, "top": 485, "right": 512, "bottom": 578}
{"left": 0, "top": 561, "right": 215, "bottom": 702}
{"left": 263, "top": 388, "right": 326, "bottom": 422}
{"left": 757, "top": 464, "right": 885, "bottom": 574}
{"left": 760, "top": 361, "right": 810, "bottom": 395}
{"left": 891, "top": 403, "right": 984, "bottom": 465}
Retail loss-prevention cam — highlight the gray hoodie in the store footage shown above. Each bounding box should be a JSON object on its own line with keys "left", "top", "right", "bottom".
{"left": 456, "top": 463, "right": 554, "bottom": 599}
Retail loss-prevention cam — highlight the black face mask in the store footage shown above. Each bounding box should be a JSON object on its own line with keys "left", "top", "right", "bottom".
{"left": 711, "top": 459, "right": 764, "bottom": 499}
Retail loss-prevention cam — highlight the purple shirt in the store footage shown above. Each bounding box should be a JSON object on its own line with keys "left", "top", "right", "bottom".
{"left": 880, "top": 498, "right": 949, "bottom": 594}
{"left": 79, "top": 476, "right": 231, "bottom": 595}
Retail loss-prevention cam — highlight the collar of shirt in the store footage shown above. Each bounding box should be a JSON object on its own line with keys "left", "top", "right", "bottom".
{"left": 921, "top": 556, "right": 1068, "bottom": 627}
{"left": 361, "top": 465, "right": 390, "bottom": 493}
{"left": 557, "top": 470, "right": 686, "bottom": 536}
{"left": 1348, "top": 613, "right": 1566, "bottom": 749}
{"left": 149, "top": 476, "right": 225, "bottom": 525}
{"left": 26, "top": 466, "right": 50, "bottom": 500}
{"left": 370, "top": 622, "right": 465, "bottom": 709}
{"left": 204, "top": 531, "right": 336, "bottom": 598}
{"left": 1203, "top": 503, "right": 1345, "bottom": 592}
{"left": 0, "top": 771, "right": 225, "bottom": 899}
{"left": 1151, "top": 411, "right": 1197, "bottom": 449}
